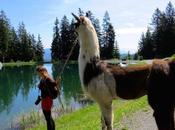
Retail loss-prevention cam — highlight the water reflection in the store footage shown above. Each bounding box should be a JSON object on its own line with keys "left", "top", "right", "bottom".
{"left": 0, "top": 63, "right": 84, "bottom": 129}
{"left": 0, "top": 65, "right": 37, "bottom": 113}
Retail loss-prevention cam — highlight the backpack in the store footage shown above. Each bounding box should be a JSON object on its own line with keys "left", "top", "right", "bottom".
{"left": 45, "top": 78, "right": 60, "bottom": 99}
{"left": 50, "top": 84, "right": 60, "bottom": 99}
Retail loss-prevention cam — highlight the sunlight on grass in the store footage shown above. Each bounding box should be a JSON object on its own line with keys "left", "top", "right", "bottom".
{"left": 27, "top": 96, "right": 148, "bottom": 130}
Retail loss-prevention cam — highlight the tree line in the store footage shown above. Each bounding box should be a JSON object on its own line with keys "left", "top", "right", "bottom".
{"left": 51, "top": 8, "right": 120, "bottom": 61}
{"left": 0, "top": 10, "right": 44, "bottom": 62}
{"left": 137, "top": 2, "right": 175, "bottom": 59}
{"left": 2, "top": 2, "right": 174, "bottom": 63}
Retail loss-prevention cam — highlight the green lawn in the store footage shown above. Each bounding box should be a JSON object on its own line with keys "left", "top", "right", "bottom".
{"left": 2, "top": 61, "right": 37, "bottom": 67}
{"left": 27, "top": 96, "right": 149, "bottom": 130}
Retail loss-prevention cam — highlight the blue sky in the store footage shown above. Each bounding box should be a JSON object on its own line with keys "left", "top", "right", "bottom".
{"left": 1, "top": 0, "right": 175, "bottom": 53}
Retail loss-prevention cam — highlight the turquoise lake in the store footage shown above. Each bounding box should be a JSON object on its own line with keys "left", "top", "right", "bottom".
{"left": 0, "top": 63, "right": 86, "bottom": 130}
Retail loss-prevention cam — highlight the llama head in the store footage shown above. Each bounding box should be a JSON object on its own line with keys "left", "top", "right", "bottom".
{"left": 72, "top": 13, "right": 99, "bottom": 57}
{"left": 72, "top": 13, "right": 94, "bottom": 34}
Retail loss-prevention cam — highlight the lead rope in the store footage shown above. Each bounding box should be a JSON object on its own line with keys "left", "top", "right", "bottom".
{"left": 55, "top": 37, "right": 78, "bottom": 110}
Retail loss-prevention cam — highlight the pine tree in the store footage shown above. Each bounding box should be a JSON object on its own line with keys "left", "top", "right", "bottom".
{"left": 165, "top": 2, "right": 175, "bottom": 24}
{"left": 101, "top": 11, "right": 116, "bottom": 59}
{"left": 127, "top": 51, "right": 131, "bottom": 60}
{"left": 17, "top": 22, "right": 31, "bottom": 61}
{"left": 0, "top": 10, "right": 42, "bottom": 62}
{"left": 103, "top": 11, "right": 110, "bottom": 31}
{"left": 101, "top": 11, "right": 111, "bottom": 59}
{"left": 0, "top": 10, "right": 11, "bottom": 62}
{"left": 60, "top": 15, "right": 70, "bottom": 59}
{"left": 35, "top": 34, "right": 44, "bottom": 61}
{"left": 151, "top": 2, "right": 175, "bottom": 57}
{"left": 27, "top": 34, "right": 36, "bottom": 61}
{"left": 30, "top": 34, "right": 37, "bottom": 61}
{"left": 150, "top": 8, "right": 163, "bottom": 57}
{"left": 138, "top": 29, "right": 154, "bottom": 59}
{"left": 7, "top": 27, "right": 19, "bottom": 61}
{"left": 69, "top": 19, "right": 79, "bottom": 60}
{"left": 113, "top": 40, "right": 120, "bottom": 59}
{"left": 163, "top": 2, "right": 175, "bottom": 57}
{"left": 138, "top": 33, "right": 145, "bottom": 56}
{"left": 133, "top": 52, "right": 139, "bottom": 60}
{"left": 106, "top": 23, "right": 115, "bottom": 59}
{"left": 51, "top": 18, "right": 61, "bottom": 61}
{"left": 138, "top": 2, "right": 175, "bottom": 59}
{"left": 78, "top": 8, "right": 84, "bottom": 16}
{"left": 94, "top": 18, "right": 102, "bottom": 46}
{"left": 151, "top": 8, "right": 163, "bottom": 29}
{"left": 86, "top": 10, "right": 95, "bottom": 24}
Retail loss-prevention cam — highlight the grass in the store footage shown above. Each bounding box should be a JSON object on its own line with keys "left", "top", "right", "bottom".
{"left": 11, "top": 106, "right": 76, "bottom": 130}
{"left": 2, "top": 61, "right": 37, "bottom": 67}
{"left": 2, "top": 60, "right": 78, "bottom": 67}
{"left": 11, "top": 59, "right": 150, "bottom": 129}
{"left": 1, "top": 58, "right": 149, "bottom": 67}
{"left": 26, "top": 96, "right": 148, "bottom": 130}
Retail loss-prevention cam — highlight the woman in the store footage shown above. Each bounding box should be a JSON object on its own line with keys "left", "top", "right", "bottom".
{"left": 36, "top": 65, "right": 56, "bottom": 130}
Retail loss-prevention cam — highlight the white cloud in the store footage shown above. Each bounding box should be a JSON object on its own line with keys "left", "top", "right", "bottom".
{"left": 117, "top": 27, "right": 147, "bottom": 35}
{"left": 63, "top": 0, "right": 81, "bottom": 4}
{"left": 116, "top": 27, "right": 147, "bottom": 53}
{"left": 36, "top": 0, "right": 174, "bottom": 51}
{"left": 124, "top": 22, "right": 135, "bottom": 27}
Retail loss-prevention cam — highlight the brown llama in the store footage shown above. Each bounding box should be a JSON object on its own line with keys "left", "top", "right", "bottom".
{"left": 148, "top": 59, "right": 175, "bottom": 130}
{"left": 72, "top": 13, "right": 175, "bottom": 130}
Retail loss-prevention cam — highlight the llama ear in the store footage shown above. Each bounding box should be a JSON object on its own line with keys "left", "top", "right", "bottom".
{"left": 72, "top": 13, "right": 80, "bottom": 23}
{"left": 85, "top": 12, "right": 89, "bottom": 17}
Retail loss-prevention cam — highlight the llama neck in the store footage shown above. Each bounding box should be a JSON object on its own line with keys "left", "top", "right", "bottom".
{"left": 78, "top": 30, "right": 100, "bottom": 62}
{"left": 78, "top": 33, "right": 100, "bottom": 87}
{"left": 79, "top": 45, "right": 100, "bottom": 62}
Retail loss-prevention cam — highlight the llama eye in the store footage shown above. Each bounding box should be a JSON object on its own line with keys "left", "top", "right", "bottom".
{"left": 80, "top": 17, "right": 85, "bottom": 25}
{"left": 81, "top": 18, "right": 84, "bottom": 23}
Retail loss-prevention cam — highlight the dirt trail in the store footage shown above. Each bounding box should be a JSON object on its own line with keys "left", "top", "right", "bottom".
{"left": 118, "top": 107, "right": 158, "bottom": 130}
{"left": 118, "top": 107, "right": 175, "bottom": 130}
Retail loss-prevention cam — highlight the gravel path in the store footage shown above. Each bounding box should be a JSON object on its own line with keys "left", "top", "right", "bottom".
{"left": 118, "top": 107, "right": 175, "bottom": 130}
{"left": 118, "top": 107, "right": 158, "bottom": 130}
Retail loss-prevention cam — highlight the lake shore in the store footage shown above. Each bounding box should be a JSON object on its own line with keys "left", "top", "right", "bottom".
{"left": 0, "top": 62, "right": 84, "bottom": 130}
{"left": 2, "top": 61, "right": 37, "bottom": 67}
{"left": 1, "top": 60, "right": 79, "bottom": 67}
{"left": 1, "top": 61, "right": 153, "bottom": 130}
{"left": 10, "top": 105, "right": 76, "bottom": 130}
{"left": 24, "top": 96, "right": 148, "bottom": 130}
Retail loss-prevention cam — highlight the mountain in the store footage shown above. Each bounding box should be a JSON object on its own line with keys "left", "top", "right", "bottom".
{"left": 43, "top": 48, "right": 136, "bottom": 62}
{"left": 44, "top": 48, "right": 51, "bottom": 62}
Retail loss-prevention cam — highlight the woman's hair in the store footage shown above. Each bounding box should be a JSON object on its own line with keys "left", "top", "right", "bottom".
{"left": 36, "top": 65, "right": 47, "bottom": 73}
{"left": 36, "top": 65, "right": 51, "bottom": 78}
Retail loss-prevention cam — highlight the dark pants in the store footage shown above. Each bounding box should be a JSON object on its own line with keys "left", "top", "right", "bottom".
{"left": 43, "top": 110, "right": 55, "bottom": 130}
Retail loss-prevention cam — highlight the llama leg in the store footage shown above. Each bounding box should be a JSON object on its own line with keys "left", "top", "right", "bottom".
{"left": 101, "top": 115, "right": 107, "bottom": 130}
{"left": 169, "top": 107, "right": 175, "bottom": 130}
{"left": 168, "top": 107, "right": 175, "bottom": 130}
{"left": 99, "top": 102, "right": 113, "bottom": 130}
{"left": 152, "top": 106, "right": 174, "bottom": 130}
